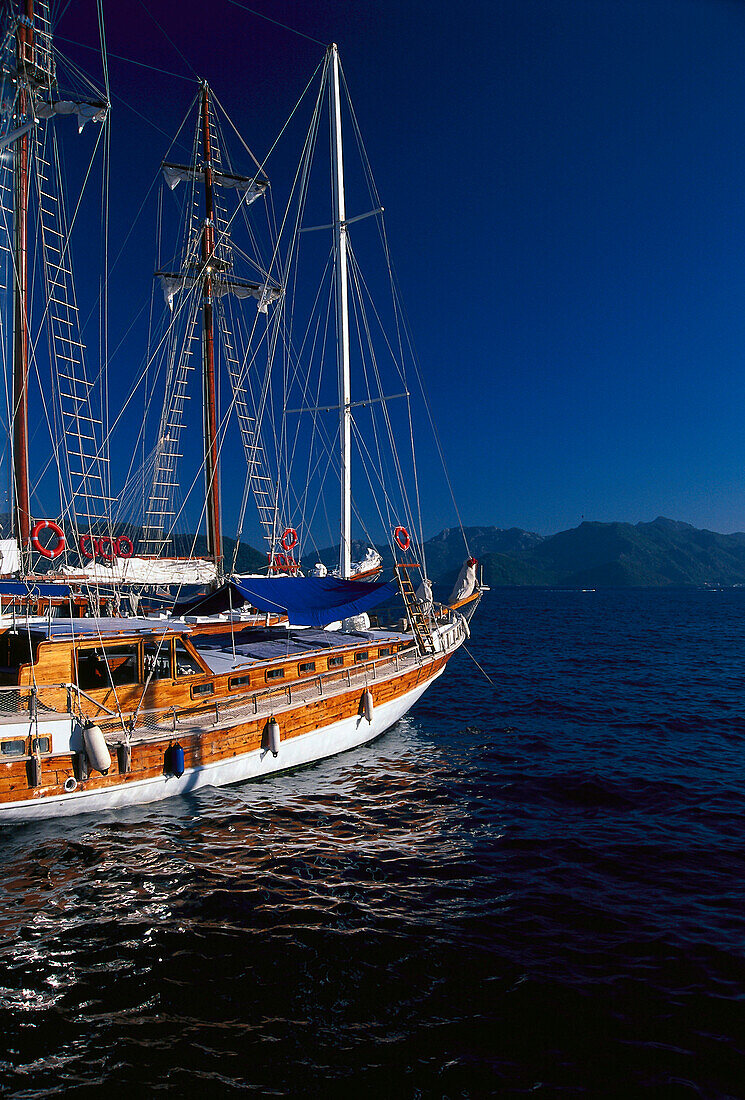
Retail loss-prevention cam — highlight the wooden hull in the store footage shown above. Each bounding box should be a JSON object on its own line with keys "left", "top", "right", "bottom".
{"left": 0, "top": 646, "right": 452, "bottom": 822}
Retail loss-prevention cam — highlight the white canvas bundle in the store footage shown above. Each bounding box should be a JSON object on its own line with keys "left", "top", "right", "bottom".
{"left": 448, "top": 559, "right": 477, "bottom": 604}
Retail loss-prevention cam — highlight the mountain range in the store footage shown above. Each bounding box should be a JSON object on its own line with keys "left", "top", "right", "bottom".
{"left": 418, "top": 517, "right": 745, "bottom": 591}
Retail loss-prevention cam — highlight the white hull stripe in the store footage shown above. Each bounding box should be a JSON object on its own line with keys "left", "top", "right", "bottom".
{"left": 0, "top": 668, "right": 444, "bottom": 822}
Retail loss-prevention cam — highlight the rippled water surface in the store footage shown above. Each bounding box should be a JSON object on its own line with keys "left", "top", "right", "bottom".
{"left": 2, "top": 588, "right": 745, "bottom": 1097}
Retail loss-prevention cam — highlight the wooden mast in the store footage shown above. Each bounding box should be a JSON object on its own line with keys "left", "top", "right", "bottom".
{"left": 329, "top": 45, "right": 352, "bottom": 580}
{"left": 200, "top": 81, "right": 223, "bottom": 579}
{"left": 12, "top": 0, "right": 33, "bottom": 566}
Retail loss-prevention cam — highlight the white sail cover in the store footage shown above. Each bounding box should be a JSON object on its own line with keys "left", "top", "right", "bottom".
{"left": 33, "top": 98, "right": 107, "bottom": 132}
{"left": 415, "top": 578, "right": 433, "bottom": 609}
{"left": 161, "top": 163, "right": 267, "bottom": 201}
{"left": 448, "top": 558, "right": 477, "bottom": 604}
{"left": 0, "top": 540, "right": 20, "bottom": 577}
{"left": 59, "top": 557, "right": 217, "bottom": 585}
{"left": 331, "top": 547, "right": 383, "bottom": 579}
{"left": 158, "top": 274, "right": 281, "bottom": 313}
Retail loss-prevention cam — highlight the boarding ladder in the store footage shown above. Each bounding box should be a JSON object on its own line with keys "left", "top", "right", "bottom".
{"left": 396, "top": 564, "right": 436, "bottom": 656}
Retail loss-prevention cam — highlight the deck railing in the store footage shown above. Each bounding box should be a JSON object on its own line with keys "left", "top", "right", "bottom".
{"left": 0, "top": 615, "right": 466, "bottom": 741}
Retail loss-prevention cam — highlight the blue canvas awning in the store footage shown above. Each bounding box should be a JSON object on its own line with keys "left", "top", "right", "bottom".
{"left": 0, "top": 581, "right": 74, "bottom": 598}
{"left": 174, "top": 576, "right": 399, "bottom": 627}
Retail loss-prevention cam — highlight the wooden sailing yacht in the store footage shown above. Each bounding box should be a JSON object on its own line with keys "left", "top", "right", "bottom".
{"left": 0, "top": 8, "right": 480, "bottom": 822}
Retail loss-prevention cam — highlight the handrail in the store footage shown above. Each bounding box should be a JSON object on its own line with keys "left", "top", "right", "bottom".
{"left": 115, "top": 627, "right": 459, "bottom": 736}
{"left": 71, "top": 686, "right": 117, "bottom": 717}
{"left": 0, "top": 620, "right": 465, "bottom": 733}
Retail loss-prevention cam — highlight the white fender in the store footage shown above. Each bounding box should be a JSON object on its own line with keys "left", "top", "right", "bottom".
{"left": 266, "top": 718, "right": 281, "bottom": 757}
{"left": 361, "top": 689, "right": 374, "bottom": 723}
{"left": 83, "top": 724, "right": 112, "bottom": 774}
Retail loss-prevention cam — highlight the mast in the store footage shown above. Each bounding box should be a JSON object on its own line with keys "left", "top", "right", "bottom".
{"left": 12, "top": 0, "right": 33, "bottom": 565}
{"left": 200, "top": 81, "right": 223, "bottom": 578}
{"left": 330, "top": 44, "right": 352, "bottom": 580}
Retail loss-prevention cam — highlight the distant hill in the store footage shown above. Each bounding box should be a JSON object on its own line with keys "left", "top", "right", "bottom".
{"left": 476, "top": 517, "right": 745, "bottom": 588}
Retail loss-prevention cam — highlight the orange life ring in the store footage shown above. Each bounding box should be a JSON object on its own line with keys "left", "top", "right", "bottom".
{"left": 97, "top": 536, "right": 114, "bottom": 561}
{"left": 281, "top": 527, "right": 298, "bottom": 552}
{"left": 116, "top": 535, "right": 134, "bottom": 559}
{"left": 394, "top": 526, "right": 411, "bottom": 552}
{"left": 31, "top": 519, "right": 65, "bottom": 560}
{"left": 80, "top": 534, "right": 135, "bottom": 560}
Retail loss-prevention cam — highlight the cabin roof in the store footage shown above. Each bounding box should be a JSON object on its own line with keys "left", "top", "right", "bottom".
{"left": 33, "top": 617, "right": 190, "bottom": 642}
{"left": 192, "top": 627, "right": 408, "bottom": 674}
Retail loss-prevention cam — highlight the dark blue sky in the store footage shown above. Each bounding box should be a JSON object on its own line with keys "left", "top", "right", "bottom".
{"left": 55, "top": 0, "right": 745, "bottom": 538}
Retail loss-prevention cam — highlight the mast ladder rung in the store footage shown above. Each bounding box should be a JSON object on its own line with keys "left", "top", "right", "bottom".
{"left": 54, "top": 337, "right": 86, "bottom": 349}
{"left": 66, "top": 428, "right": 98, "bottom": 441}
{"left": 58, "top": 374, "right": 93, "bottom": 386}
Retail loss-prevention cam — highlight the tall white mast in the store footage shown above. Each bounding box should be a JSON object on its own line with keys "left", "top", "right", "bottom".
{"left": 330, "top": 43, "right": 352, "bottom": 580}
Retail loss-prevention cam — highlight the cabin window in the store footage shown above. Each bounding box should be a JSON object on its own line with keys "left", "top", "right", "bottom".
{"left": 328, "top": 655, "right": 344, "bottom": 668}
{"left": 298, "top": 661, "right": 315, "bottom": 674}
{"left": 229, "top": 674, "right": 251, "bottom": 691}
{"left": 1, "top": 740, "right": 25, "bottom": 757}
{"left": 174, "top": 640, "right": 203, "bottom": 677}
{"left": 77, "top": 644, "right": 139, "bottom": 690}
{"left": 0, "top": 631, "right": 43, "bottom": 671}
{"left": 354, "top": 651, "right": 369, "bottom": 663}
{"left": 265, "top": 668, "right": 285, "bottom": 681}
{"left": 377, "top": 647, "right": 390, "bottom": 658}
{"left": 32, "top": 737, "right": 50, "bottom": 754}
{"left": 144, "top": 641, "right": 172, "bottom": 680}
{"left": 191, "top": 682, "right": 214, "bottom": 699}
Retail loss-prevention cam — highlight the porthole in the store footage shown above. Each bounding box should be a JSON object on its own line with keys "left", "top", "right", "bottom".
{"left": 1, "top": 740, "right": 25, "bottom": 757}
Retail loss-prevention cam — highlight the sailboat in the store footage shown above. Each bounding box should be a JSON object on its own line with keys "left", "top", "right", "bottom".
{"left": 0, "top": 5, "right": 481, "bottom": 822}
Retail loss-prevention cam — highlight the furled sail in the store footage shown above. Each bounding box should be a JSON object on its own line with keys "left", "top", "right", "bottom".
{"left": 59, "top": 557, "right": 217, "bottom": 585}
{"left": 157, "top": 272, "right": 281, "bottom": 312}
{"left": 161, "top": 162, "right": 268, "bottom": 200}
{"left": 448, "top": 557, "right": 478, "bottom": 604}
{"left": 33, "top": 96, "right": 107, "bottom": 132}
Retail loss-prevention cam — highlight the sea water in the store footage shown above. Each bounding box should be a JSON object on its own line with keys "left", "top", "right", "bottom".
{"left": 0, "top": 588, "right": 744, "bottom": 1097}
